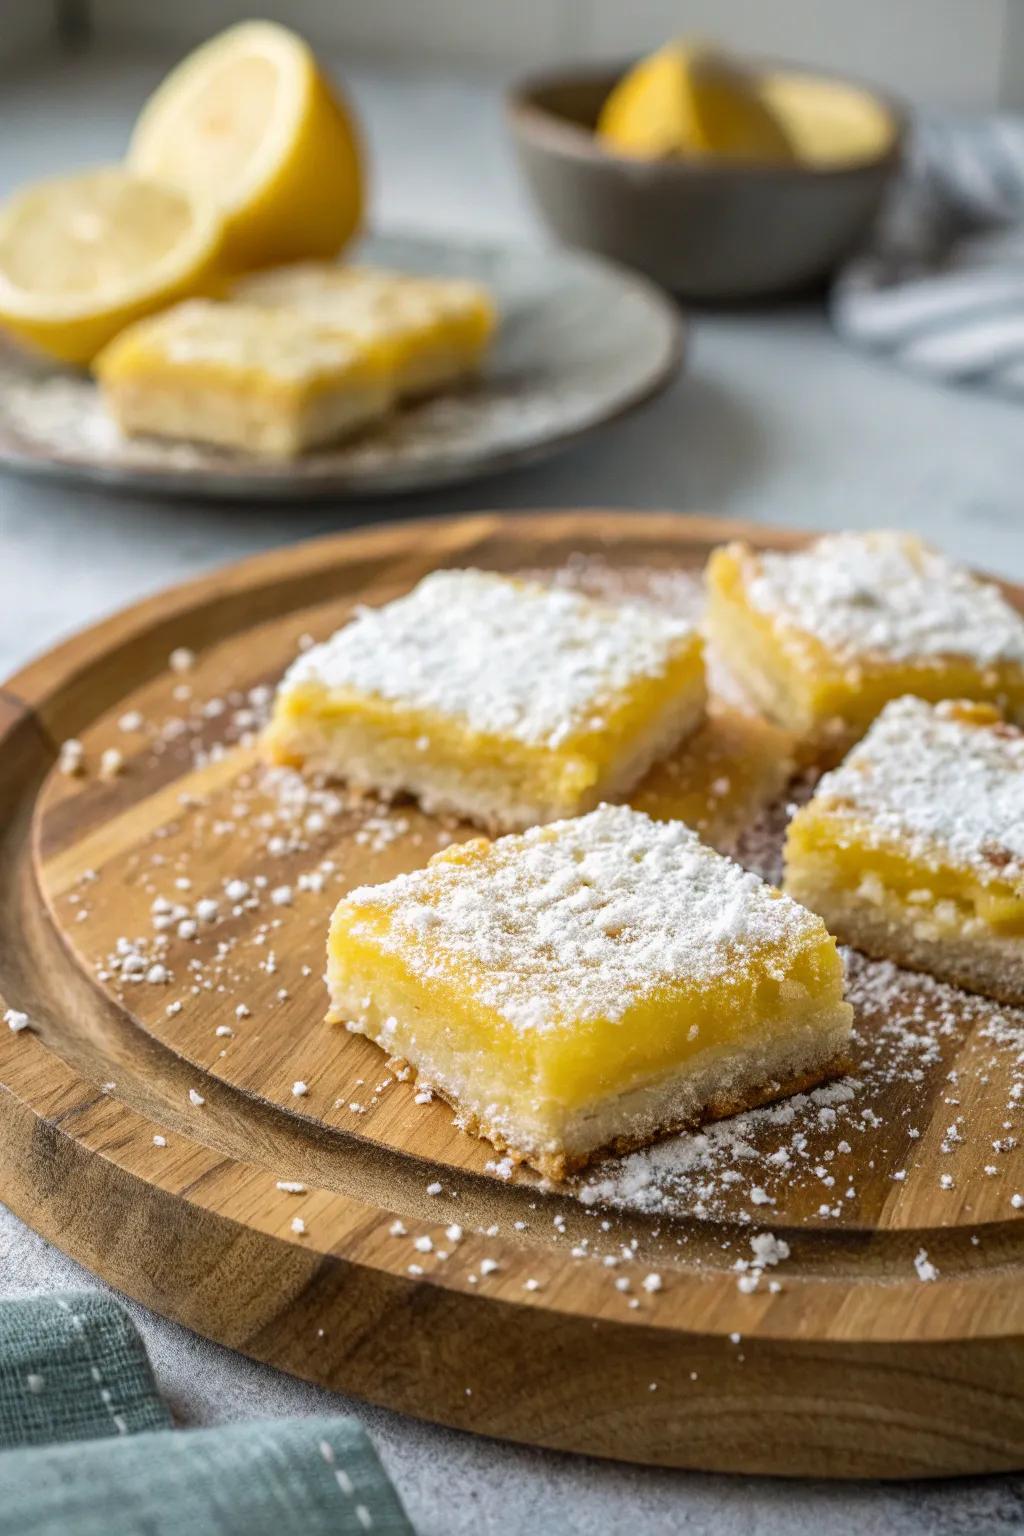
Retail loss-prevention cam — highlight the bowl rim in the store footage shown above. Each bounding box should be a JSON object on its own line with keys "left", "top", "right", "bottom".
{"left": 507, "top": 55, "right": 906, "bottom": 181}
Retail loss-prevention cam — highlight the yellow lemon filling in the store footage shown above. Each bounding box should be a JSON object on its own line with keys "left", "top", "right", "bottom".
{"left": 786, "top": 811, "right": 1024, "bottom": 939}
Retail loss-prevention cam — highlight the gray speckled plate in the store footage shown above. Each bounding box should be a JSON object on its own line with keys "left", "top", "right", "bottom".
{"left": 0, "top": 231, "right": 683, "bottom": 502}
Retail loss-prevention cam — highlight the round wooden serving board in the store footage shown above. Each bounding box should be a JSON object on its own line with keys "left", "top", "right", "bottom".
{"left": 4, "top": 510, "right": 1024, "bottom": 1479}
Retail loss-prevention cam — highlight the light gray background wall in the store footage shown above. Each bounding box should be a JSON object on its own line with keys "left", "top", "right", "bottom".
{"left": 79, "top": 0, "right": 1024, "bottom": 108}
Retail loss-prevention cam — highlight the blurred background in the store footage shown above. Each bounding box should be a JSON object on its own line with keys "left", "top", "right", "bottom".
{"left": 3, "top": 1, "right": 1023, "bottom": 677}
{"left": 7, "top": 0, "right": 1024, "bottom": 106}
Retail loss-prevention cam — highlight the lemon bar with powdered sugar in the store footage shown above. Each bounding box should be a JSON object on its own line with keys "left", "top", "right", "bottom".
{"left": 706, "top": 531, "right": 1024, "bottom": 756}
{"left": 326, "top": 803, "right": 853, "bottom": 1178}
{"left": 264, "top": 568, "right": 706, "bottom": 832}
{"left": 785, "top": 697, "right": 1024, "bottom": 1005}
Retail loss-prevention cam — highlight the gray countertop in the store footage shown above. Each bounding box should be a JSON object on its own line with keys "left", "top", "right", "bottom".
{"left": 3, "top": 44, "right": 1024, "bottom": 1536}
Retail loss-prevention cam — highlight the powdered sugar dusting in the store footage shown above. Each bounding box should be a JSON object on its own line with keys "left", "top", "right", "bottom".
{"left": 343, "top": 803, "right": 832, "bottom": 1034}
{"left": 745, "top": 531, "right": 1024, "bottom": 667}
{"left": 281, "top": 569, "right": 696, "bottom": 750}
{"left": 809, "top": 697, "right": 1024, "bottom": 883}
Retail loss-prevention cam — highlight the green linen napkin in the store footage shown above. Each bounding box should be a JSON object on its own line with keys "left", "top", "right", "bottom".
{"left": 0, "top": 1291, "right": 169, "bottom": 1446}
{"left": 0, "top": 1292, "right": 412, "bottom": 1536}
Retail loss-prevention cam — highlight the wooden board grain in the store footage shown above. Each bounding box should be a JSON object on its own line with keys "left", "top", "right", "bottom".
{"left": 5, "top": 509, "right": 1024, "bottom": 1478}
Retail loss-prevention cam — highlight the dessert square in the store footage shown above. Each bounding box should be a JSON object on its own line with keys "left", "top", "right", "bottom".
{"left": 232, "top": 263, "right": 496, "bottom": 398}
{"left": 784, "top": 698, "right": 1024, "bottom": 1004}
{"left": 94, "top": 299, "right": 393, "bottom": 458}
{"left": 264, "top": 569, "right": 706, "bottom": 832}
{"left": 706, "top": 532, "right": 1024, "bottom": 756}
{"left": 327, "top": 804, "right": 853, "bottom": 1177}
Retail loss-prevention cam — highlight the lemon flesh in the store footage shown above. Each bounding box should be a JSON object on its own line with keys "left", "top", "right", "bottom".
{"left": 761, "top": 72, "right": 897, "bottom": 166}
{"left": 598, "top": 43, "right": 795, "bottom": 164}
{"left": 0, "top": 167, "right": 224, "bottom": 366}
{"left": 128, "top": 20, "right": 363, "bottom": 272}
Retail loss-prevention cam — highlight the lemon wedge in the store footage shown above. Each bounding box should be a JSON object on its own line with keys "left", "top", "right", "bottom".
{"left": 128, "top": 20, "right": 364, "bottom": 272}
{"left": 598, "top": 42, "right": 795, "bottom": 164}
{"left": 760, "top": 73, "right": 896, "bottom": 166}
{"left": 0, "top": 167, "right": 224, "bottom": 366}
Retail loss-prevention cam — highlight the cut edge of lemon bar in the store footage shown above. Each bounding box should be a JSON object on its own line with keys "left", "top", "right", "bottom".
{"left": 264, "top": 568, "right": 707, "bottom": 832}
{"left": 232, "top": 263, "right": 496, "bottom": 397}
{"left": 326, "top": 803, "right": 853, "bottom": 1179}
{"left": 706, "top": 532, "right": 1024, "bottom": 756}
{"left": 784, "top": 697, "right": 1024, "bottom": 1005}
{"left": 94, "top": 299, "right": 393, "bottom": 458}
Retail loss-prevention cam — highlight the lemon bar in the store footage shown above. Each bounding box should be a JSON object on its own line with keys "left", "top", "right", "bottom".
{"left": 264, "top": 569, "right": 706, "bottom": 832}
{"left": 94, "top": 299, "right": 392, "bottom": 458}
{"left": 707, "top": 532, "right": 1024, "bottom": 756}
{"left": 232, "top": 263, "right": 496, "bottom": 398}
{"left": 784, "top": 698, "right": 1024, "bottom": 1004}
{"left": 328, "top": 804, "right": 852, "bottom": 1177}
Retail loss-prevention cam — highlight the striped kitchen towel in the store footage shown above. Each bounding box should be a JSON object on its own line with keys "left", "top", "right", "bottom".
{"left": 831, "top": 115, "right": 1024, "bottom": 395}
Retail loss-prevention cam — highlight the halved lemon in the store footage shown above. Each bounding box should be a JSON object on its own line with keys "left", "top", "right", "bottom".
{"left": 0, "top": 167, "right": 224, "bottom": 365}
{"left": 128, "top": 20, "right": 364, "bottom": 272}
{"left": 760, "top": 73, "right": 896, "bottom": 166}
{"left": 598, "top": 43, "right": 795, "bottom": 164}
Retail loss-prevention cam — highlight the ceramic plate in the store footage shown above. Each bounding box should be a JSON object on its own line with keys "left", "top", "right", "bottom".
{"left": 0, "top": 231, "right": 683, "bottom": 501}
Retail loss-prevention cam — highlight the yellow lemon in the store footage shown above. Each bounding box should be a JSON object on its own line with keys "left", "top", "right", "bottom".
{"left": 598, "top": 43, "right": 795, "bottom": 164}
{"left": 760, "top": 73, "right": 897, "bottom": 166}
{"left": 128, "top": 20, "right": 364, "bottom": 273}
{"left": 0, "top": 167, "right": 224, "bottom": 366}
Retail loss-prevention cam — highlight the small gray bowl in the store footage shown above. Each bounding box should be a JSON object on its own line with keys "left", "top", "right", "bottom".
{"left": 508, "top": 63, "right": 904, "bottom": 300}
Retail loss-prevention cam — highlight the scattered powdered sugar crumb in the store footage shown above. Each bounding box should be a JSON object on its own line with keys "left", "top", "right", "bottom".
{"left": 57, "top": 738, "right": 85, "bottom": 776}
{"left": 4, "top": 1009, "right": 30, "bottom": 1033}
{"left": 750, "top": 1232, "right": 790, "bottom": 1267}
{"left": 99, "top": 747, "right": 124, "bottom": 780}
{"left": 914, "top": 1248, "right": 939, "bottom": 1282}
{"left": 744, "top": 530, "right": 1024, "bottom": 667}
{"left": 278, "top": 568, "right": 696, "bottom": 751}
{"left": 188, "top": 1088, "right": 205, "bottom": 1107}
